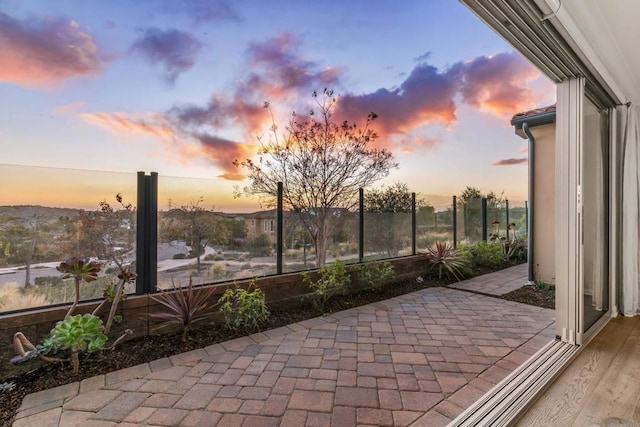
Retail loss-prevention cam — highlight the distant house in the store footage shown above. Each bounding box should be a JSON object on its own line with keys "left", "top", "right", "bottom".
{"left": 244, "top": 209, "right": 278, "bottom": 244}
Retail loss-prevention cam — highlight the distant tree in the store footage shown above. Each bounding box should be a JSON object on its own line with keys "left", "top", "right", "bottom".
{"left": 220, "top": 218, "right": 247, "bottom": 248}
{"left": 235, "top": 89, "right": 396, "bottom": 267}
{"left": 160, "top": 198, "right": 229, "bottom": 273}
{"left": 457, "top": 187, "right": 506, "bottom": 241}
{"left": 75, "top": 194, "right": 136, "bottom": 268}
{"left": 364, "top": 183, "right": 424, "bottom": 257}
{"left": 0, "top": 216, "right": 40, "bottom": 288}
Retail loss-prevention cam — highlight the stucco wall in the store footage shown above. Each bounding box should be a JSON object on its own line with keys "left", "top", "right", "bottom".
{"left": 532, "top": 123, "right": 556, "bottom": 284}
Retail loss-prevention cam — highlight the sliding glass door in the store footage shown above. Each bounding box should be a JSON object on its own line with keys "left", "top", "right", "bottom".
{"left": 581, "top": 96, "right": 610, "bottom": 333}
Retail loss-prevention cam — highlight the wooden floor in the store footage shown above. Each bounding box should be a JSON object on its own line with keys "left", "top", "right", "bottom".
{"left": 516, "top": 315, "right": 640, "bottom": 426}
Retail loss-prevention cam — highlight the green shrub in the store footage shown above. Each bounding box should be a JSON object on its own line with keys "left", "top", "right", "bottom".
{"left": 219, "top": 280, "right": 270, "bottom": 332}
{"left": 357, "top": 261, "right": 395, "bottom": 291}
{"left": 460, "top": 241, "right": 504, "bottom": 268}
{"left": 208, "top": 264, "right": 233, "bottom": 281}
{"left": 303, "top": 260, "right": 350, "bottom": 313}
{"left": 34, "top": 276, "right": 63, "bottom": 286}
{"left": 172, "top": 253, "right": 187, "bottom": 260}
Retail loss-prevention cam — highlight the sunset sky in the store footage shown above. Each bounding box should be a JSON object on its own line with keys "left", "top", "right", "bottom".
{"left": 0, "top": 0, "right": 555, "bottom": 211}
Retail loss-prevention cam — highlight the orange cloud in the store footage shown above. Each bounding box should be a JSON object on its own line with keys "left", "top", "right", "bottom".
{"left": 81, "top": 111, "right": 250, "bottom": 180}
{"left": 81, "top": 112, "right": 174, "bottom": 140}
{"left": 54, "top": 102, "right": 87, "bottom": 115}
{"left": 0, "top": 12, "right": 102, "bottom": 88}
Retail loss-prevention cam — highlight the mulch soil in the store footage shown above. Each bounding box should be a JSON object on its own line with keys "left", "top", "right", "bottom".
{"left": 0, "top": 263, "right": 552, "bottom": 426}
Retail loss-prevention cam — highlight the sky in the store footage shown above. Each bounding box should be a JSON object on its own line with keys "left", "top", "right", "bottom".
{"left": 0, "top": 0, "right": 555, "bottom": 211}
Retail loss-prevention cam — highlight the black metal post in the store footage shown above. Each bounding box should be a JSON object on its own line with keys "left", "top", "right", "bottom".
{"left": 148, "top": 172, "right": 158, "bottom": 292}
{"left": 135, "top": 172, "right": 157, "bottom": 294}
{"left": 359, "top": 188, "right": 364, "bottom": 262}
{"left": 505, "top": 199, "right": 510, "bottom": 240}
{"left": 411, "top": 192, "right": 416, "bottom": 255}
{"left": 452, "top": 196, "right": 457, "bottom": 249}
{"left": 276, "top": 182, "right": 283, "bottom": 274}
{"left": 135, "top": 172, "right": 146, "bottom": 294}
{"left": 481, "top": 197, "right": 488, "bottom": 241}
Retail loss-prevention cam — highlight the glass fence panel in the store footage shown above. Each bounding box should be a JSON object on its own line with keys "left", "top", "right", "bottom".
{"left": 327, "top": 210, "right": 359, "bottom": 265}
{"left": 509, "top": 203, "right": 528, "bottom": 240}
{"left": 417, "top": 204, "right": 454, "bottom": 251}
{"left": 157, "top": 175, "right": 276, "bottom": 289}
{"left": 0, "top": 164, "right": 137, "bottom": 313}
{"left": 461, "top": 197, "right": 483, "bottom": 243}
{"left": 283, "top": 212, "right": 315, "bottom": 273}
{"left": 486, "top": 202, "right": 508, "bottom": 241}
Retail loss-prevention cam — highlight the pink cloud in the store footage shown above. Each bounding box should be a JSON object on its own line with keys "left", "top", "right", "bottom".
{"left": 493, "top": 157, "right": 528, "bottom": 166}
{"left": 0, "top": 12, "right": 102, "bottom": 88}
{"left": 458, "top": 52, "right": 544, "bottom": 118}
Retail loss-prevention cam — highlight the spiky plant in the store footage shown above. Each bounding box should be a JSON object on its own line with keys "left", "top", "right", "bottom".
{"left": 57, "top": 257, "right": 102, "bottom": 318}
{"left": 149, "top": 277, "right": 219, "bottom": 342}
{"left": 425, "top": 241, "right": 469, "bottom": 281}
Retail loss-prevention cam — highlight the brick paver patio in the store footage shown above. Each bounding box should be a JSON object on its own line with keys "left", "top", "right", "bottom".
{"left": 12, "top": 266, "right": 554, "bottom": 427}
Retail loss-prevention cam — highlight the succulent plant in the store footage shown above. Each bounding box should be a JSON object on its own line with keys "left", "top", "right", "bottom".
{"left": 57, "top": 257, "right": 102, "bottom": 318}
{"left": 39, "top": 314, "right": 107, "bottom": 354}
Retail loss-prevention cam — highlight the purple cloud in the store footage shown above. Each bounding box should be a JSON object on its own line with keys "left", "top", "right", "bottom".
{"left": 131, "top": 28, "right": 202, "bottom": 83}
{"left": 493, "top": 158, "right": 528, "bottom": 166}
{"left": 242, "top": 33, "right": 342, "bottom": 98}
{"left": 161, "top": 0, "right": 241, "bottom": 24}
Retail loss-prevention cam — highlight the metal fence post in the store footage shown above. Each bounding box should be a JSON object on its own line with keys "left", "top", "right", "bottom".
{"left": 359, "top": 188, "right": 364, "bottom": 262}
{"left": 481, "top": 197, "right": 488, "bottom": 241}
{"left": 135, "top": 171, "right": 157, "bottom": 294}
{"left": 452, "top": 196, "right": 457, "bottom": 249}
{"left": 135, "top": 172, "right": 146, "bottom": 294}
{"left": 276, "top": 182, "right": 283, "bottom": 275}
{"left": 505, "top": 199, "right": 510, "bottom": 240}
{"left": 411, "top": 192, "right": 416, "bottom": 255}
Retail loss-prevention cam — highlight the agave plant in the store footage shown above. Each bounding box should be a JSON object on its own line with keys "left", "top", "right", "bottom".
{"left": 425, "top": 241, "right": 470, "bottom": 281}
{"left": 150, "top": 277, "right": 219, "bottom": 342}
{"left": 57, "top": 257, "right": 102, "bottom": 318}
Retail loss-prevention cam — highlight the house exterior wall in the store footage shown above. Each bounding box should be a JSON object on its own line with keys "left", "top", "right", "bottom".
{"left": 532, "top": 123, "right": 556, "bottom": 284}
{"left": 245, "top": 217, "right": 276, "bottom": 243}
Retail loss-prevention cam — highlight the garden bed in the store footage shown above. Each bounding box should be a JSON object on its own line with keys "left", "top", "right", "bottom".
{"left": 0, "top": 262, "right": 545, "bottom": 426}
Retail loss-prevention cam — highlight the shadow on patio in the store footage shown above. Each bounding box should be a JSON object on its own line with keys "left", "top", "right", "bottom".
{"left": 12, "top": 264, "right": 554, "bottom": 427}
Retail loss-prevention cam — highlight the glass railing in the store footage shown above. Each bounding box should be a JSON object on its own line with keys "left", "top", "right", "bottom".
{"left": 156, "top": 175, "right": 276, "bottom": 290}
{"left": 1, "top": 164, "right": 528, "bottom": 313}
{"left": 0, "top": 164, "right": 137, "bottom": 313}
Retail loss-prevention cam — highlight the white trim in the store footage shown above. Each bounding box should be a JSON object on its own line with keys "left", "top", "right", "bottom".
{"left": 534, "top": 0, "right": 627, "bottom": 103}
{"left": 555, "top": 78, "right": 584, "bottom": 344}
{"left": 449, "top": 340, "right": 580, "bottom": 426}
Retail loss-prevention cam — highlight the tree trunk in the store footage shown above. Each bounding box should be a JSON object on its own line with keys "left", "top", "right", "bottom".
{"left": 196, "top": 238, "right": 202, "bottom": 274}
{"left": 24, "top": 259, "right": 32, "bottom": 288}
{"left": 315, "top": 222, "right": 328, "bottom": 268}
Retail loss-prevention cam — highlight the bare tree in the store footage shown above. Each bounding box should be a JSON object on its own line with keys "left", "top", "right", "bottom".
{"left": 160, "top": 197, "right": 229, "bottom": 274}
{"left": 235, "top": 89, "right": 396, "bottom": 267}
